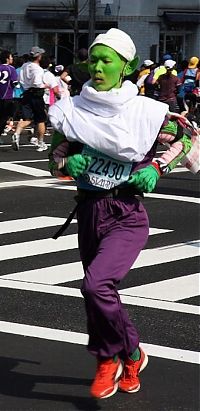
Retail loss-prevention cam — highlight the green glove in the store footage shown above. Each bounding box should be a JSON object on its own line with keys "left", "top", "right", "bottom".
{"left": 128, "top": 164, "right": 160, "bottom": 193}
{"left": 66, "top": 154, "right": 91, "bottom": 178}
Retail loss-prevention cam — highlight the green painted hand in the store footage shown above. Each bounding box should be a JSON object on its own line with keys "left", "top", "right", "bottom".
{"left": 66, "top": 154, "right": 91, "bottom": 178}
{"left": 128, "top": 165, "right": 160, "bottom": 193}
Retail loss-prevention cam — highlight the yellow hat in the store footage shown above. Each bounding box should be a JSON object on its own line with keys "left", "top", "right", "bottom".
{"left": 188, "top": 56, "right": 199, "bottom": 69}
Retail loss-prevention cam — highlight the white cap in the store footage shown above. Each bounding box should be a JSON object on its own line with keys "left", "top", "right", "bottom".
{"left": 143, "top": 59, "right": 154, "bottom": 67}
{"left": 30, "top": 46, "right": 45, "bottom": 57}
{"left": 164, "top": 59, "right": 176, "bottom": 69}
{"left": 89, "top": 28, "right": 136, "bottom": 62}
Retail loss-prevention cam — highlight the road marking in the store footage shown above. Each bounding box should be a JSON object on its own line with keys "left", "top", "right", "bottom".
{"left": 131, "top": 240, "right": 199, "bottom": 269}
{"left": 0, "top": 226, "right": 172, "bottom": 282}
{"left": 11, "top": 159, "right": 48, "bottom": 163}
{"left": 0, "top": 320, "right": 198, "bottom": 364}
{"left": 0, "top": 238, "right": 198, "bottom": 267}
{"left": 0, "top": 234, "right": 78, "bottom": 261}
{"left": 0, "top": 144, "right": 50, "bottom": 148}
{"left": 0, "top": 216, "right": 169, "bottom": 236}
{"left": 0, "top": 179, "right": 76, "bottom": 189}
{"left": 0, "top": 162, "right": 50, "bottom": 177}
{"left": 0, "top": 227, "right": 172, "bottom": 263}
{"left": 0, "top": 279, "right": 199, "bottom": 315}
{"left": 3, "top": 262, "right": 84, "bottom": 284}
{"left": 120, "top": 273, "right": 200, "bottom": 301}
{"left": 171, "top": 167, "right": 188, "bottom": 173}
{"left": 146, "top": 193, "right": 200, "bottom": 204}
{"left": 0, "top": 216, "right": 77, "bottom": 235}
{"left": 0, "top": 179, "right": 198, "bottom": 203}
{"left": 134, "top": 239, "right": 199, "bottom": 268}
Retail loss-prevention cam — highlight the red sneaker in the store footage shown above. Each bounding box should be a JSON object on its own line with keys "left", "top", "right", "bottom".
{"left": 90, "top": 357, "right": 123, "bottom": 399}
{"left": 118, "top": 347, "right": 148, "bottom": 393}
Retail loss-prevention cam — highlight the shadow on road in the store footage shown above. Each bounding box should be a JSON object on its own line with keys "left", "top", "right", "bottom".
{"left": 0, "top": 356, "right": 101, "bottom": 411}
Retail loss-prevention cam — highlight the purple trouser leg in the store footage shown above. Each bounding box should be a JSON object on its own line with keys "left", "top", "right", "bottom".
{"left": 77, "top": 196, "right": 149, "bottom": 359}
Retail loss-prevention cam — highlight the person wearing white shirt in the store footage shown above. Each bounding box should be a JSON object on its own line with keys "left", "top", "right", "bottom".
{"left": 12, "top": 46, "right": 48, "bottom": 152}
{"left": 40, "top": 55, "right": 61, "bottom": 106}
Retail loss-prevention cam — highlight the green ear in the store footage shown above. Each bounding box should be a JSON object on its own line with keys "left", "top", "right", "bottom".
{"left": 124, "top": 55, "right": 140, "bottom": 76}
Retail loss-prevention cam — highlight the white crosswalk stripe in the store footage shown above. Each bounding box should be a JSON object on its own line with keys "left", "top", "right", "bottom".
{"left": 0, "top": 207, "right": 199, "bottom": 365}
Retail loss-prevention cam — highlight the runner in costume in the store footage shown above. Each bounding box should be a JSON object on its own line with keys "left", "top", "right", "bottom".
{"left": 48, "top": 29, "right": 194, "bottom": 399}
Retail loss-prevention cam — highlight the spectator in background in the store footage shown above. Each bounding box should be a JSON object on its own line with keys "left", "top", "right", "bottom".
{"left": 54, "top": 65, "right": 71, "bottom": 98}
{"left": 12, "top": 56, "right": 24, "bottom": 122}
{"left": 0, "top": 50, "right": 18, "bottom": 143}
{"left": 12, "top": 46, "right": 48, "bottom": 152}
{"left": 176, "top": 59, "right": 188, "bottom": 112}
{"left": 156, "top": 59, "right": 181, "bottom": 112}
{"left": 195, "top": 60, "right": 200, "bottom": 88}
{"left": 61, "top": 48, "right": 90, "bottom": 95}
{"left": 136, "top": 59, "right": 154, "bottom": 95}
{"left": 144, "top": 63, "right": 158, "bottom": 99}
{"left": 152, "top": 54, "right": 177, "bottom": 84}
{"left": 181, "top": 56, "right": 199, "bottom": 95}
{"left": 182, "top": 93, "right": 200, "bottom": 128}
{"left": 40, "top": 54, "right": 60, "bottom": 106}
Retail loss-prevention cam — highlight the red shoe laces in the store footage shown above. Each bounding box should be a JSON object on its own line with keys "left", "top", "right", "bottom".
{"left": 122, "top": 362, "right": 139, "bottom": 381}
{"left": 96, "top": 360, "right": 116, "bottom": 381}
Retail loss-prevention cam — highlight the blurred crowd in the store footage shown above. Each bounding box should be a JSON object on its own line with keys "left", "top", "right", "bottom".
{"left": 0, "top": 46, "right": 199, "bottom": 151}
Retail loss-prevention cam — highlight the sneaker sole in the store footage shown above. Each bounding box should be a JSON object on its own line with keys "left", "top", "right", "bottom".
{"left": 36, "top": 148, "right": 48, "bottom": 152}
{"left": 96, "top": 362, "right": 123, "bottom": 400}
{"left": 139, "top": 351, "right": 148, "bottom": 374}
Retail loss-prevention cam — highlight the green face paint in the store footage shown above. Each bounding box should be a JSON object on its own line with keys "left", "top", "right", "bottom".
{"left": 88, "top": 45, "right": 126, "bottom": 91}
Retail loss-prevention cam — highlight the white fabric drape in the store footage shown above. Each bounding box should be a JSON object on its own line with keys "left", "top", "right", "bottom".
{"left": 49, "top": 80, "right": 168, "bottom": 162}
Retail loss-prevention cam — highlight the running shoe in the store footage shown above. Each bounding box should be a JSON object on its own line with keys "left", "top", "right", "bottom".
{"left": 118, "top": 347, "right": 148, "bottom": 393}
{"left": 12, "top": 134, "right": 19, "bottom": 151}
{"left": 2, "top": 121, "right": 14, "bottom": 135}
{"left": 90, "top": 357, "right": 123, "bottom": 399}
{"left": 30, "top": 137, "right": 38, "bottom": 146}
{"left": 36, "top": 142, "right": 48, "bottom": 152}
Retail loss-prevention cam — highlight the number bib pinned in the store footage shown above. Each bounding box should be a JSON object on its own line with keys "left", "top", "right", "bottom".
{"left": 79, "top": 145, "right": 132, "bottom": 190}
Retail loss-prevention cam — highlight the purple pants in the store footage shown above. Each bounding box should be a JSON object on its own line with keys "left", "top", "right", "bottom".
{"left": 77, "top": 196, "right": 149, "bottom": 359}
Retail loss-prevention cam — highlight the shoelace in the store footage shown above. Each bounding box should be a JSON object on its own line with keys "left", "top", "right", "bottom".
{"left": 121, "top": 362, "right": 139, "bottom": 382}
{"left": 96, "top": 361, "right": 117, "bottom": 382}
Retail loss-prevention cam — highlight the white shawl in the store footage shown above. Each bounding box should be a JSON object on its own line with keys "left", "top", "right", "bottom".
{"left": 49, "top": 80, "right": 168, "bottom": 162}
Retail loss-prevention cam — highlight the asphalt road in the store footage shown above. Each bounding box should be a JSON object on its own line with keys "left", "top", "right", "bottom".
{"left": 0, "top": 132, "right": 199, "bottom": 411}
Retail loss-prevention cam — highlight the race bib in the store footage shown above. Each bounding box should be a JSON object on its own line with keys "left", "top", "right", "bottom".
{"left": 80, "top": 145, "right": 132, "bottom": 190}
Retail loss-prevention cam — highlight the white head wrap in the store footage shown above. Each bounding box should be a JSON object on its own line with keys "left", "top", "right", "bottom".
{"left": 89, "top": 28, "right": 136, "bottom": 62}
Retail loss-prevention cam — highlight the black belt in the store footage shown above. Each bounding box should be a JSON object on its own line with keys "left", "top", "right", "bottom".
{"left": 52, "top": 186, "right": 143, "bottom": 240}
{"left": 76, "top": 186, "right": 143, "bottom": 200}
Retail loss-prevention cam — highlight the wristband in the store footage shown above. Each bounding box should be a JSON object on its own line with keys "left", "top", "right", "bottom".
{"left": 151, "top": 161, "right": 162, "bottom": 176}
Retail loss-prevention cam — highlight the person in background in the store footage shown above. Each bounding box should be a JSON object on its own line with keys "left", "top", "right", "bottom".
{"left": 0, "top": 50, "right": 18, "bottom": 144}
{"left": 156, "top": 59, "right": 181, "bottom": 112}
{"left": 136, "top": 59, "right": 154, "bottom": 95}
{"left": 152, "top": 53, "right": 177, "bottom": 84}
{"left": 195, "top": 60, "right": 200, "bottom": 88}
{"left": 12, "top": 46, "right": 48, "bottom": 152}
{"left": 61, "top": 48, "right": 90, "bottom": 96}
{"left": 40, "top": 54, "right": 60, "bottom": 106}
{"left": 181, "top": 56, "right": 199, "bottom": 95}
{"left": 54, "top": 65, "right": 71, "bottom": 98}
{"left": 12, "top": 56, "right": 25, "bottom": 122}
{"left": 181, "top": 93, "right": 200, "bottom": 128}
{"left": 176, "top": 59, "right": 188, "bottom": 112}
{"left": 143, "top": 62, "right": 158, "bottom": 99}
